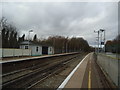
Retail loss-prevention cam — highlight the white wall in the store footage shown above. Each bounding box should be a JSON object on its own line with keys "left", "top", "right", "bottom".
{"left": 20, "top": 44, "right": 54, "bottom": 56}
{"left": 1, "top": 48, "right": 31, "bottom": 57}
{"left": 97, "top": 54, "right": 118, "bottom": 86}
{"left": 20, "top": 45, "right": 42, "bottom": 56}
{"left": 48, "top": 46, "right": 54, "bottom": 55}
{"left": 31, "top": 45, "right": 42, "bottom": 56}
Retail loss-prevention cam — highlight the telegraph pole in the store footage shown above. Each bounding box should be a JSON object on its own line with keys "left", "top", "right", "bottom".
{"left": 100, "top": 29, "right": 105, "bottom": 53}
{"left": 104, "top": 30, "right": 106, "bottom": 52}
{"left": 98, "top": 31, "right": 100, "bottom": 53}
{"left": 100, "top": 31, "right": 102, "bottom": 51}
{"left": 94, "top": 30, "right": 100, "bottom": 54}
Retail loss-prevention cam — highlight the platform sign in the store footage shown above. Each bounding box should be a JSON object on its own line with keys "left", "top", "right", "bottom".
{"left": 101, "top": 42, "right": 104, "bottom": 45}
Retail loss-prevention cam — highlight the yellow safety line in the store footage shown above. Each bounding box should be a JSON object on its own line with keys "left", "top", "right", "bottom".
{"left": 88, "top": 70, "right": 91, "bottom": 89}
{"left": 88, "top": 60, "right": 91, "bottom": 89}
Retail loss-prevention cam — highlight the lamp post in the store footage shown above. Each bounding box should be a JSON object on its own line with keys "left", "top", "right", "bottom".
{"left": 28, "top": 30, "right": 33, "bottom": 56}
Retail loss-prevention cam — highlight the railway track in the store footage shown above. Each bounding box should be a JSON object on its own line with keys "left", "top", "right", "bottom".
{"left": 2, "top": 54, "right": 80, "bottom": 89}
{"left": 2, "top": 54, "right": 77, "bottom": 80}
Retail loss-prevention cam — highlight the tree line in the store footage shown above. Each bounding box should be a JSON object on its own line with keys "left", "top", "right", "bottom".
{"left": 39, "top": 36, "right": 91, "bottom": 53}
{"left": 0, "top": 17, "right": 92, "bottom": 53}
{"left": 105, "top": 34, "right": 120, "bottom": 53}
{"left": 0, "top": 17, "right": 19, "bottom": 48}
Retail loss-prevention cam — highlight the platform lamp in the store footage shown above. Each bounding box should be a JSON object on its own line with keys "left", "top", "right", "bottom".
{"left": 28, "top": 30, "right": 33, "bottom": 56}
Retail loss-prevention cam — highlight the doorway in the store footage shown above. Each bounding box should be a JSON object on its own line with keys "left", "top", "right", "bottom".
{"left": 42, "top": 46, "right": 48, "bottom": 55}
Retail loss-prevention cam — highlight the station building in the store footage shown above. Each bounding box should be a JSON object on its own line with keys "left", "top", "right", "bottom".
{"left": 20, "top": 41, "right": 54, "bottom": 56}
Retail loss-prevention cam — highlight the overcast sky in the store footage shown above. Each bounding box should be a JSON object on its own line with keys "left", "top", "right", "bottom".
{"left": 1, "top": 1, "right": 118, "bottom": 46}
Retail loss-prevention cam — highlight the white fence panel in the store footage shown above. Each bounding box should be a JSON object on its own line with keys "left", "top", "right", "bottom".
{"left": 22, "top": 49, "right": 31, "bottom": 56}
{"left": 0, "top": 49, "right": 2, "bottom": 58}
{"left": 14, "top": 49, "right": 22, "bottom": 56}
{"left": 1, "top": 48, "right": 31, "bottom": 57}
{"left": 3, "top": 49, "right": 14, "bottom": 57}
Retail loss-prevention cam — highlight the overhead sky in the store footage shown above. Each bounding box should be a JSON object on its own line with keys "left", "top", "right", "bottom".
{"left": 1, "top": 1, "right": 118, "bottom": 46}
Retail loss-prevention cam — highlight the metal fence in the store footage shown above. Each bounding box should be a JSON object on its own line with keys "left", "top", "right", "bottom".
{"left": 97, "top": 53, "right": 119, "bottom": 86}
{"left": 0, "top": 48, "right": 31, "bottom": 57}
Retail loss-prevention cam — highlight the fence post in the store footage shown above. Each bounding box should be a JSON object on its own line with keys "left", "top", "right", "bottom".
{"left": 118, "top": 55, "right": 120, "bottom": 88}
{"left": 118, "top": 2, "right": 120, "bottom": 88}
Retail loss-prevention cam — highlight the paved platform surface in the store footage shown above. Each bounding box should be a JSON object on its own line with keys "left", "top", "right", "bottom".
{"left": 0, "top": 52, "right": 78, "bottom": 64}
{"left": 58, "top": 52, "right": 111, "bottom": 89}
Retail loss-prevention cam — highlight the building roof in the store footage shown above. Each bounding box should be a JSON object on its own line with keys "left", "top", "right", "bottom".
{"left": 20, "top": 41, "right": 33, "bottom": 45}
{"left": 20, "top": 40, "right": 53, "bottom": 47}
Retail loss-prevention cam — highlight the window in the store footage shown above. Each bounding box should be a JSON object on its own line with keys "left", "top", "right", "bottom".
{"left": 25, "top": 46, "right": 28, "bottom": 49}
{"left": 36, "top": 47, "right": 38, "bottom": 52}
{"left": 50, "top": 47, "right": 52, "bottom": 51}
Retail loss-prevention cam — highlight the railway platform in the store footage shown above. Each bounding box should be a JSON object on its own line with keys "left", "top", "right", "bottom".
{"left": 0, "top": 52, "right": 78, "bottom": 64}
{"left": 58, "top": 52, "right": 112, "bottom": 89}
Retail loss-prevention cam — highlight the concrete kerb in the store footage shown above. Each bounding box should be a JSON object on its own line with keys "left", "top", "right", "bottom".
{"left": 0, "top": 52, "right": 79, "bottom": 64}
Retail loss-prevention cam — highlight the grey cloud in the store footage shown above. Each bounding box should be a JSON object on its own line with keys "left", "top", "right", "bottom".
{"left": 2, "top": 2, "right": 118, "bottom": 46}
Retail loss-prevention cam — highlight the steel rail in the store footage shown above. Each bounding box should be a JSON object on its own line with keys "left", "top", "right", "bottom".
{"left": 2, "top": 54, "right": 79, "bottom": 89}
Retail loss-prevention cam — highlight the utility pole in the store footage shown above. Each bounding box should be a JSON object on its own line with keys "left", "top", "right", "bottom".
{"left": 98, "top": 31, "right": 100, "bottom": 53}
{"left": 94, "top": 30, "right": 100, "bottom": 54}
{"left": 100, "top": 29, "right": 105, "bottom": 53}
{"left": 65, "top": 37, "right": 68, "bottom": 53}
{"left": 100, "top": 31, "right": 102, "bottom": 51}
{"left": 104, "top": 30, "right": 106, "bottom": 52}
{"left": 53, "top": 37, "right": 55, "bottom": 54}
